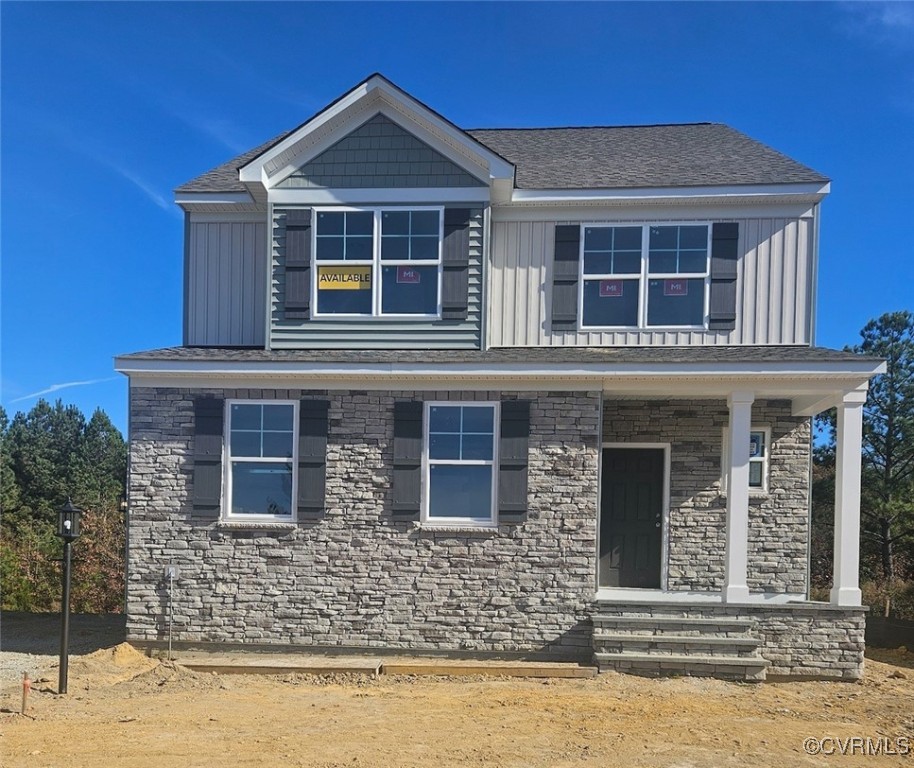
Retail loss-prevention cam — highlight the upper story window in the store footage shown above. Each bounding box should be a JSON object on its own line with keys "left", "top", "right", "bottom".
{"left": 314, "top": 207, "right": 442, "bottom": 318}
{"left": 225, "top": 401, "right": 297, "bottom": 521}
{"left": 581, "top": 224, "right": 710, "bottom": 329}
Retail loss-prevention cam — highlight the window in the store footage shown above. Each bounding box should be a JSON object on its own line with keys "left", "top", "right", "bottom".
{"left": 721, "top": 426, "right": 770, "bottom": 494}
{"left": 424, "top": 403, "right": 498, "bottom": 525}
{"left": 225, "top": 401, "right": 297, "bottom": 520}
{"left": 581, "top": 223, "right": 709, "bottom": 329}
{"left": 314, "top": 207, "right": 442, "bottom": 318}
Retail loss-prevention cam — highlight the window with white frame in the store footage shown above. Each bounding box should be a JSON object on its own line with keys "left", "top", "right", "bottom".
{"left": 424, "top": 403, "right": 497, "bottom": 525}
{"left": 581, "top": 224, "right": 709, "bottom": 329}
{"left": 225, "top": 401, "right": 297, "bottom": 519}
{"left": 721, "top": 426, "right": 770, "bottom": 493}
{"left": 314, "top": 208, "right": 442, "bottom": 317}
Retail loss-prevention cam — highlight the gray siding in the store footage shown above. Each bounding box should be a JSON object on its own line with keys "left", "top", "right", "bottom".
{"left": 489, "top": 217, "right": 814, "bottom": 347}
{"left": 276, "top": 114, "right": 485, "bottom": 189}
{"left": 270, "top": 208, "right": 485, "bottom": 349}
{"left": 186, "top": 220, "right": 267, "bottom": 346}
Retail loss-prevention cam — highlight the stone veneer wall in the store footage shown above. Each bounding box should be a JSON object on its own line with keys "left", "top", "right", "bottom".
{"left": 127, "top": 387, "right": 600, "bottom": 658}
{"left": 601, "top": 399, "right": 811, "bottom": 594}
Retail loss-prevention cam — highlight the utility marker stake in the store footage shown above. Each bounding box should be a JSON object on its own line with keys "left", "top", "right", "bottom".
{"left": 21, "top": 672, "right": 30, "bottom": 715}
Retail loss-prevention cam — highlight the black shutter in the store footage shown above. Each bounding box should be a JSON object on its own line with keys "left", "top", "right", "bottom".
{"left": 284, "top": 209, "right": 312, "bottom": 320}
{"left": 392, "top": 401, "right": 423, "bottom": 519}
{"left": 192, "top": 397, "right": 224, "bottom": 515}
{"left": 708, "top": 222, "right": 739, "bottom": 331}
{"left": 298, "top": 399, "right": 329, "bottom": 520}
{"left": 551, "top": 225, "right": 580, "bottom": 331}
{"left": 498, "top": 400, "right": 530, "bottom": 523}
{"left": 441, "top": 208, "right": 471, "bottom": 320}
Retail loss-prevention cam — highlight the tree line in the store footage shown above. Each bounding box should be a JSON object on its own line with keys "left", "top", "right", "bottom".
{"left": 1, "top": 400, "right": 127, "bottom": 612}
{"left": 0, "top": 312, "right": 912, "bottom": 616}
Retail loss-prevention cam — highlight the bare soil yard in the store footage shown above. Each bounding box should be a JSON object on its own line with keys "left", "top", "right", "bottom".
{"left": 1, "top": 640, "right": 912, "bottom": 768}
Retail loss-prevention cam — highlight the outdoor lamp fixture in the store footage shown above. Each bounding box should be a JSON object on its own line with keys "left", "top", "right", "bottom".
{"left": 56, "top": 498, "right": 82, "bottom": 694}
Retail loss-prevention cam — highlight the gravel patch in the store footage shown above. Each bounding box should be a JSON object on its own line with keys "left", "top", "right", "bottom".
{"left": 0, "top": 612, "right": 125, "bottom": 687}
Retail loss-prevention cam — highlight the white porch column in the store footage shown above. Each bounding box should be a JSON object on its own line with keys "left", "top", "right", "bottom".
{"left": 830, "top": 388, "right": 867, "bottom": 606}
{"left": 724, "top": 391, "right": 754, "bottom": 603}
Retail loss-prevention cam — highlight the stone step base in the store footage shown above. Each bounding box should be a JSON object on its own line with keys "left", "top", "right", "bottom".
{"left": 593, "top": 614, "right": 753, "bottom": 631}
{"left": 594, "top": 633, "right": 761, "bottom": 658}
{"left": 594, "top": 652, "right": 768, "bottom": 682}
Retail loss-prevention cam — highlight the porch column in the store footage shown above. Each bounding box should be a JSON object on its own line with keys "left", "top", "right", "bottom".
{"left": 724, "top": 391, "right": 754, "bottom": 603}
{"left": 830, "top": 388, "right": 867, "bottom": 606}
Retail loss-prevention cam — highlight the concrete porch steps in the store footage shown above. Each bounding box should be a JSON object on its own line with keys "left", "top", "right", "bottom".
{"left": 591, "top": 607, "right": 769, "bottom": 681}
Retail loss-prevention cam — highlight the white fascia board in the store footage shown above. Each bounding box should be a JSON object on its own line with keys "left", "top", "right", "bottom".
{"left": 114, "top": 357, "right": 885, "bottom": 380}
{"left": 269, "top": 188, "right": 491, "bottom": 205}
{"left": 509, "top": 182, "right": 830, "bottom": 205}
{"left": 238, "top": 82, "right": 373, "bottom": 184}
{"left": 175, "top": 192, "right": 254, "bottom": 205}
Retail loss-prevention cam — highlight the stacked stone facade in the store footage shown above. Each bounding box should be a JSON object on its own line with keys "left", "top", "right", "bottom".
{"left": 127, "top": 387, "right": 601, "bottom": 658}
{"left": 128, "top": 386, "right": 856, "bottom": 675}
{"left": 601, "top": 399, "right": 810, "bottom": 594}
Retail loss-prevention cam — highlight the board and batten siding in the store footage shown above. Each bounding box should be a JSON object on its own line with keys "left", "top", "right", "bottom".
{"left": 488, "top": 217, "right": 814, "bottom": 347}
{"left": 185, "top": 219, "right": 267, "bottom": 346}
{"left": 269, "top": 207, "right": 485, "bottom": 349}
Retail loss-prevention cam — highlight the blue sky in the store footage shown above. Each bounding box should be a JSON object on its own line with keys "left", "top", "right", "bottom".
{"left": 2, "top": 1, "right": 913, "bottom": 435}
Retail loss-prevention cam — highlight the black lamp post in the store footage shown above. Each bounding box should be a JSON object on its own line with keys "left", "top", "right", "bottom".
{"left": 56, "top": 499, "right": 82, "bottom": 694}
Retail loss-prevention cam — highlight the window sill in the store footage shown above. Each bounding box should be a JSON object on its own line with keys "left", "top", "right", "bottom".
{"left": 718, "top": 491, "right": 770, "bottom": 501}
{"left": 414, "top": 522, "right": 499, "bottom": 534}
{"left": 216, "top": 521, "right": 298, "bottom": 531}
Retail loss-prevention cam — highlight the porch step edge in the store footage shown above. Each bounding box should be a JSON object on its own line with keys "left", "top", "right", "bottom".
{"left": 594, "top": 651, "right": 768, "bottom": 668}
{"left": 593, "top": 633, "right": 760, "bottom": 647}
{"left": 592, "top": 615, "right": 754, "bottom": 627}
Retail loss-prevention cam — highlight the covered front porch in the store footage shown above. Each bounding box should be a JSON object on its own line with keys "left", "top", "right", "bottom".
{"left": 594, "top": 380, "right": 875, "bottom": 609}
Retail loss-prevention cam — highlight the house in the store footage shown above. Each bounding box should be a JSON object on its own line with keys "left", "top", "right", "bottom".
{"left": 115, "top": 74, "right": 884, "bottom": 680}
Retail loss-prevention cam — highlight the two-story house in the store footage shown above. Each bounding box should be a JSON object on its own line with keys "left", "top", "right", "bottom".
{"left": 115, "top": 74, "right": 883, "bottom": 680}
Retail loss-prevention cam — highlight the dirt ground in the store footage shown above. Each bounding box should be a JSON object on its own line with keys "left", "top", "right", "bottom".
{"left": 1, "top": 643, "right": 912, "bottom": 768}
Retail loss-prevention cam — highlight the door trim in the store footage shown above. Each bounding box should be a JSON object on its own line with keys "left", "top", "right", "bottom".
{"left": 598, "top": 442, "right": 671, "bottom": 591}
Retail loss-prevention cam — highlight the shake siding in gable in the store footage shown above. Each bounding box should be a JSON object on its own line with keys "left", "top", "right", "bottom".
{"left": 269, "top": 208, "right": 485, "bottom": 349}
{"left": 186, "top": 220, "right": 267, "bottom": 346}
{"left": 488, "top": 217, "right": 814, "bottom": 347}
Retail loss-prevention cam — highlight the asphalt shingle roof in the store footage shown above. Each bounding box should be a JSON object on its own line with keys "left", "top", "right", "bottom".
{"left": 176, "top": 123, "right": 828, "bottom": 194}
{"left": 117, "top": 346, "right": 872, "bottom": 366}
{"left": 466, "top": 124, "right": 828, "bottom": 189}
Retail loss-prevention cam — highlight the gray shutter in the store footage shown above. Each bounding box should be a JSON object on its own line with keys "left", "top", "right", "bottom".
{"left": 298, "top": 399, "right": 329, "bottom": 520}
{"left": 441, "top": 208, "right": 471, "bottom": 320}
{"left": 708, "top": 222, "right": 739, "bottom": 330}
{"left": 192, "top": 397, "right": 224, "bottom": 515}
{"left": 498, "top": 400, "right": 530, "bottom": 523}
{"left": 392, "top": 401, "right": 423, "bottom": 519}
{"left": 284, "top": 209, "right": 312, "bottom": 320}
{"left": 551, "top": 225, "right": 580, "bottom": 331}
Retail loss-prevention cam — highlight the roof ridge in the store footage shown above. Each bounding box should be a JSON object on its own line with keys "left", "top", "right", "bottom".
{"left": 467, "top": 122, "right": 718, "bottom": 132}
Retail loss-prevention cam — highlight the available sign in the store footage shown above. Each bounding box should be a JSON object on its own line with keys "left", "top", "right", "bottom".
{"left": 318, "top": 266, "right": 372, "bottom": 290}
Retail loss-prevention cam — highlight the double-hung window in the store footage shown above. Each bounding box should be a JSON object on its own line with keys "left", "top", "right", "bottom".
{"left": 424, "top": 403, "right": 498, "bottom": 526}
{"left": 581, "top": 223, "right": 710, "bottom": 329}
{"left": 314, "top": 208, "right": 442, "bottom": 318}
{"left": 225, "top": 401, "right": 298, "bottom": 520}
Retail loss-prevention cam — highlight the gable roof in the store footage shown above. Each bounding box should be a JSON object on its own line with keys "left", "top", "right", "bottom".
{"left": 175, "top": 82, "right": 828, "bottom": 195}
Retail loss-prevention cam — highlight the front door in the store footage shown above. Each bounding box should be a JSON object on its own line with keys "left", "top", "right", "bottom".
{"left": 599, "top": 448, "right": 664, "bottom": 588}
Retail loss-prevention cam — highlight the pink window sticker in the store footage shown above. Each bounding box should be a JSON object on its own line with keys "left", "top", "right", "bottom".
{"left": 599, "top": 280, "right": 624, "bottom": 298}
{"left": 396, "top": 266, "right": 421, "bottom": 284}
{"left": 663, "top": 279, "right": 688, "bottom": 296}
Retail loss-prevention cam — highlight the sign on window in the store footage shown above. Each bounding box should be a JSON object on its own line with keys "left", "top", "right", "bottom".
{"left": 317, "top": 266, "right": 372, "bottom": 290}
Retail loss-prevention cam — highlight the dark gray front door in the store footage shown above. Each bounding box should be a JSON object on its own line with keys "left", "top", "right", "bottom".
{"left": 599, "top": 448, "right": 664, "bottom": 588}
